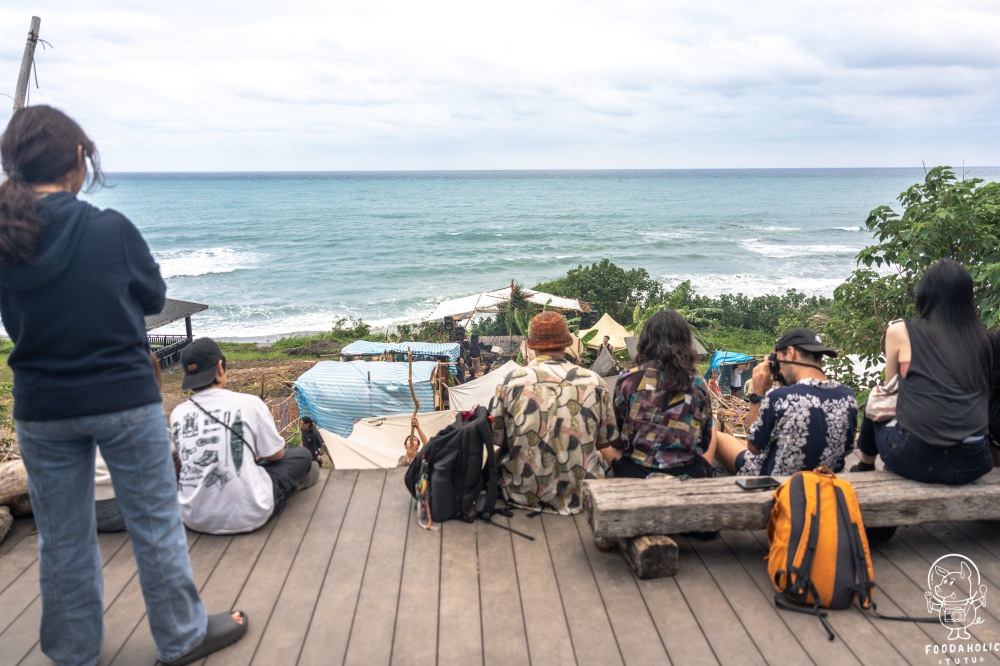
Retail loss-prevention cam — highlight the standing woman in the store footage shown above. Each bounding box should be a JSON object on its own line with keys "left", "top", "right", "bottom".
{"left": 853, "top": 259, "right": 993, "bottom": 484}
{"left": 609, "top": 309, "right": 717, "bottom": 478}
{"left": 0, "top": 106, "right": 245, "bottom": 666}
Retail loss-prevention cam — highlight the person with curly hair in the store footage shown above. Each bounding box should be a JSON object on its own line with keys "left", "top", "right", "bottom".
{"left": 608, "top": 310, "right": 717, "bottom": 478}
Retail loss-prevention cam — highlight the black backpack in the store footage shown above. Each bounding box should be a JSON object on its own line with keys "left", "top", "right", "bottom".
{"left": 404, "top": 406, "right": 499, "bottom": 523}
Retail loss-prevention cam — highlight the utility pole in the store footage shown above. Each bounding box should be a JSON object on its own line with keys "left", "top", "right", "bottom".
{"left": 13, "top": 16, "right": 41, "bottom": 110}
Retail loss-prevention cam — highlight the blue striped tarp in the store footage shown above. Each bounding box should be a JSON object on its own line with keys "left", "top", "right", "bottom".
{"left": 294, "top": 360, "right": 438, "bottom": 437}
{"left": 339, "top": 341, "right": 461, "bottom": 362}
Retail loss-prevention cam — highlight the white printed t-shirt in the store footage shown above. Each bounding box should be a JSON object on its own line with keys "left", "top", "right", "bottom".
{"left": 171, "top": 388, "right": 285, "bottom": 535}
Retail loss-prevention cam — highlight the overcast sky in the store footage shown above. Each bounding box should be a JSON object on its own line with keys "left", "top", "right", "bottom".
{"left": 1, "top": 1, "right": 998, "bottom": 171}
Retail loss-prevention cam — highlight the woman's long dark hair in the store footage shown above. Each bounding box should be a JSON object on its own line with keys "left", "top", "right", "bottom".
{"left": 0, "top": 105, "right": 104, "bottom": 265}
{"left": 912, "top": 258, "right": 992, "bottom": 393}
{"left": 635, "top": 309, "right": 697, "bottom": 393}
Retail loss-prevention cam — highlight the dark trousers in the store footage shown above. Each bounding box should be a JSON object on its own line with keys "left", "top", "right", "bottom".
{"left": 611, "top": 455, "right": 716, "bottom": 479}
{"left": 858, "top": 417, "right": 992, "bottom": 485}
{"left": 261, "top": 446, "right": 313, "bottom": 516}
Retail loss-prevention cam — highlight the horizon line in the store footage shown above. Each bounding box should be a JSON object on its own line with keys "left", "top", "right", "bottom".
{"left": 101, "top": 165, "right": 999, "bottom": 175}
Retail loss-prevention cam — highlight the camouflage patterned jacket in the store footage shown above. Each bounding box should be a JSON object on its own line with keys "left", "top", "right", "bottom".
{"left": 490, "top": 356, "right": 618, "bottom": 515}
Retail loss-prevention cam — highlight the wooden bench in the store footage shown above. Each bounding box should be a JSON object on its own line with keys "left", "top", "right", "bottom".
{"left": 583, "top": 470, "right": 1000, "bottom": 579}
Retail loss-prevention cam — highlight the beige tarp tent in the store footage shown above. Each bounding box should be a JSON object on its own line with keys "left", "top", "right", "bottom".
{"left": 518, "top": 335, "right": 584, "bottom": 363}
{"left": 577, "top": 313, "right": 631, "bottom": 351}
{"left": 448, "top": 359, "right": 520, "bottom": 411}
{"left": 321, "top": 410, "right": 459, "bottom": 469}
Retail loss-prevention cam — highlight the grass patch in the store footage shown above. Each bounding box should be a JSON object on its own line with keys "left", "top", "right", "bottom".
{"left": 270, "top": 331, "right": 355, "bottom": 351}
{"left": 217, "top": 342, "right": 291, "bottom": 362}
{"left": 698, "top": 326, "right": 777, "bottom": 356}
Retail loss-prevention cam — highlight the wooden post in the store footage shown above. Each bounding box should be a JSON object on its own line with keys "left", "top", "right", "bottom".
{"left": 408, "top": 349, "right": 420, "bottom": 424}
{"left": 403, "top": 349, "right": 421, "bottom": 464}
{"left": 13, "top": 17, "right": 41, "bottom": 110}
{"left": 185, "top": 315, "right": 193, "bottom": 341}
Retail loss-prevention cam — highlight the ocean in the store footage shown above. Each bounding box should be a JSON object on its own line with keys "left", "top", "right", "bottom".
{"left": 83, "top": 168, "right": 1000, "bottom": 339}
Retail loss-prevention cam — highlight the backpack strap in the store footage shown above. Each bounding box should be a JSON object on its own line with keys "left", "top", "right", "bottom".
{"left": 788, "top": 481, "right": 822, "bottom": 602}
{"left": 775, "top": 590, "right": 835, "bottom": 640}
{"left": 477, "top": 409, "right": 500, "bottom": 520}
{"left": 833, "top": 485, "right": 876, "bottom": 610}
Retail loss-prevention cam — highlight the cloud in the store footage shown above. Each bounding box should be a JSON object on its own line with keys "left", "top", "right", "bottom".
{"left": 0, "top": 1, "right": 998, "bottom": 170}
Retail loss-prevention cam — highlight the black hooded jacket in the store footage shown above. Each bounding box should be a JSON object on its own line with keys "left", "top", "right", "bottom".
{"left": 0, "top": 192, "right": 165, "bottom": 420}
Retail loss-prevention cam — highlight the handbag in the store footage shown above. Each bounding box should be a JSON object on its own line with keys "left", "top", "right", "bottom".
{"left": 864, "top": 374, "right": 899, "bottom": 422}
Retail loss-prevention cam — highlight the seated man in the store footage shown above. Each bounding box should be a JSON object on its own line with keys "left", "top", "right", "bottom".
{"left": 716, "top": 328, "right": 857, "bottom": 476}
{"left": 172, "top": 338, "right": 318, "bottom": 535}
{"left": 491, "top": 312, "right": 618, "bottom": 515}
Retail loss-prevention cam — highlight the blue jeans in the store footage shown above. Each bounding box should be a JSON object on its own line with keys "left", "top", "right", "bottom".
{"left": 17, "top": 403, "right": 207, "bottom": 665}
{"left": 857, "top": 417, "right": 993, "bottom": 485}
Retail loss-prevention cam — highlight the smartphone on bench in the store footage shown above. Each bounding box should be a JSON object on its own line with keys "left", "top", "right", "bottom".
{"left": 736, "top": 477, "right": 780, "bottom": 491}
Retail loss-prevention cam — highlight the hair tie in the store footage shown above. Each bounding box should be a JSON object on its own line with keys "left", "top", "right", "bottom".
{"left": 4, "top": 170, "right": 23, "bottom": 183}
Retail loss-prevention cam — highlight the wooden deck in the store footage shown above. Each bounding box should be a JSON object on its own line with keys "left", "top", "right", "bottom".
{"left": 3, "top": 468, "right": 1000, "bottom": 665}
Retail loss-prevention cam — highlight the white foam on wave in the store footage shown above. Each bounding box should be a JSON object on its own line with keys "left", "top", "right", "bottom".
{"left": 742, "top": 225, "right": 802, "bottom": 232}
{"left": 739, "top": 239, "right": 859, "bottom": 259}
{"left": 640, "top": 230, "right": 684, "bottom": 240}
{"left": 661, "top": 274, "right": 849, "bottom": 298}
{"left": 156, "top": 247, "right": 264, "bottom": 278}
{"left": 834, "top": 226, "right": 863, "bottom": 232}
{"left": 153, "top": 309, "right": 347, "bottom": 340}
{"left": 156, "top": 296, "right": 447, "bottom": 340}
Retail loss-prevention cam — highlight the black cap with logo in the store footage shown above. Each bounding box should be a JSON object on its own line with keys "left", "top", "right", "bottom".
{"left": 775, "top": 327, "right": 838, "bottom": 358}
{"left": 180, "top": 338, "right": 225, "bottom": 390}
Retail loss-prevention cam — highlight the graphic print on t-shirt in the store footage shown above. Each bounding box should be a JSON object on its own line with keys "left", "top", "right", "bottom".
{"left": 204, "top": 468, "right": 232, "bottom": 489}
{"left": 231, "top": 410, "right": 245, "bottom": 476}
{"left": 177, "top": 405, "right": 235, "bottom": 490}
{"left": 182, "top": 412, "right": 198, "bottom": 438}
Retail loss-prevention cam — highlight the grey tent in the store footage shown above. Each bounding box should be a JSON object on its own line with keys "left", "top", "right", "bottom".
{"left": 591, "top": 346, "right": 616, "bottom": 377}
{"left": 623, "top": 332, "right": 707, "bottom": 362}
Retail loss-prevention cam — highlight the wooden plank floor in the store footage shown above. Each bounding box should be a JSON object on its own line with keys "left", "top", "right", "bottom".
{"left": 4, "top": 468, "right": 1000, "bottom": 665}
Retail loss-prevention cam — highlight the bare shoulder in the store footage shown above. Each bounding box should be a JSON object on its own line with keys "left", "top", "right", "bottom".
{"left": 886, "top": 319, "right": 909, "bottom": 342}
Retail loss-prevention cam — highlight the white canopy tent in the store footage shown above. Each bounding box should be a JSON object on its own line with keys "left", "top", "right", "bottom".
{"left": 321, "top": 410, "right": 459, "bottom": 469}
{"left": 448, "top": 359, "right": 520, "bottom": 411}
{"left": 426, "top": 285, "right": 588, "bottom": 323}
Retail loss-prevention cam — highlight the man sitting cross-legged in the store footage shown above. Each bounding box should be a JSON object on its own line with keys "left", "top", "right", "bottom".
{"left": 172, "top": 338, "right": 318, "bottom": 535}
{"left": 716, "top": 328, "right": 858, "bottom": 476}
{"left": 491, "top": 312, "right": 619, "bottom": 515}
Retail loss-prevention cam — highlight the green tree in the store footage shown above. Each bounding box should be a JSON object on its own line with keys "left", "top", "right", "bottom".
{"left": 825, "top": 167, "right": 1000, "bottom": 388}
{"left": 534, "top": 258, "right": 662, "bottom": 326}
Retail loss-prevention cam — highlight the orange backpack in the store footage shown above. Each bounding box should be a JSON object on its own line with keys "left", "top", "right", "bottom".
{"left": 767, "top": 467, "right": 875, "bottom": 639}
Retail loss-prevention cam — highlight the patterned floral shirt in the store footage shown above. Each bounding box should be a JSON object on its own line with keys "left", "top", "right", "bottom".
{"left": 613, "top": 362, "right": 713, "bottom": 470}
{"left": 491, "top": 356, "right": 618, "bottom": 515}
{"left": 740, "top": 378, "right": 858, "bottom": 476}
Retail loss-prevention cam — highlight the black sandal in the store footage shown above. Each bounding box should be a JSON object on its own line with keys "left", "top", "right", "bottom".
{"left": 162, "top": 611, "right": 249, "bottom": 666}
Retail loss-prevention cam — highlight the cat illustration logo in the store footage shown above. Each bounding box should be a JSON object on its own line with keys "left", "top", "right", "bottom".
{"left": 926, "top": 554, "right": 987, "bottom": 640}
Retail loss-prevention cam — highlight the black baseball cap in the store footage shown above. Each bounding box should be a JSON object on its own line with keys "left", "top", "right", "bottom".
{"left": 775, "top": 327, "right": 838, "bottom": 358}
{"left": 180, "top": 338, "right": 225, "bottom": 390}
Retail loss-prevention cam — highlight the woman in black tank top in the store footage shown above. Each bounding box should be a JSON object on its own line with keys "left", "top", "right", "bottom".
{"left": 854, "top": 259, "right": 993, "bottom": 485}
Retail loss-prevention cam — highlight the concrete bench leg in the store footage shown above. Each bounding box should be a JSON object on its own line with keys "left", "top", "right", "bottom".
{"left": 619, "top": 534, "right": 679, "bottom": 579}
